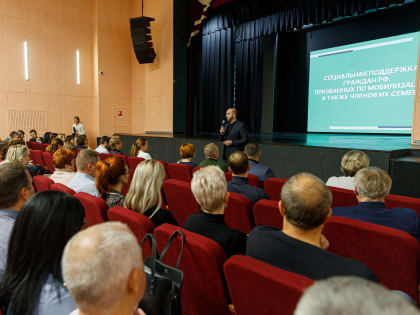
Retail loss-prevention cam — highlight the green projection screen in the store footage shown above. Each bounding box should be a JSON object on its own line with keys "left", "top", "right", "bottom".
{"left": 307, "top": 32, "right": 420, "bottom": 134}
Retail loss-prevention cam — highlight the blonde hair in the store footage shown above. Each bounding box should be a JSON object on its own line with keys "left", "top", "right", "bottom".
{"left": 204, "top": 143, "right": 218, "bottom": 158}
{"left": 340, "top": 150, "right": 370, "bottom": 177}
{"left": 6, "top": 145, "right": 29, "bottom": 165}
{"left": 124, "top": 160, "right": 164, "bottom": 218}
{"left": 354, "top": 167, "right": 391, "bottom": 201}
{"left": 130, "top": 138, "right": 147, "bottom": 157}
{"left": 191, "top": 166, "right": 227, "bottom": 212}
{"left": 109, "top": 136, "right": 122, "bottom": 150}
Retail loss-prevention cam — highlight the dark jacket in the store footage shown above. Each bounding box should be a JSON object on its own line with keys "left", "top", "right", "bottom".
{"left": 227, "top": 176, "right": 270, "bottom": 205}
{"left": 248, "top": 159, "right": 275, "bottom": 182}
{"left": 221, "top": 120, "right": 248, "bottom": 160}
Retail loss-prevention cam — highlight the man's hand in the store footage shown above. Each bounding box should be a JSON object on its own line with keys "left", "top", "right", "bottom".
{"left": 223, "top": 140, "right": 232, "bottom": 146}
{"left": 220, "top": 126, "right": 225, "bottom": 135}
{"left": 320, "top": 234, "right": 329, "bottom": 249}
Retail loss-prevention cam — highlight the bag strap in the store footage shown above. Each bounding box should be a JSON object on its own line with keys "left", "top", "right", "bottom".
{"left": 140, "top": 233, "right": 158, "bottom": 290}
{"left": 159, "top": 230, "right": 185, "bottom": 269}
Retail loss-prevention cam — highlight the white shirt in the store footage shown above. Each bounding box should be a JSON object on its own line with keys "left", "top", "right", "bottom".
{"left": 326, "top": 176, "right": 355, "bottom": 190}
{"left": 67, "top": 172, "right": 100, "bottom": 197}
{"left": 137, "top": 150, "right": 152, "bottom": 160}
{"left": 72, "top": 123, "right": 85, "bottom": 135}
{"left": 50, "top": 169, "right": 77, "bottom": 186}
{"left": 95, "top": 145, "right": 109, "bottom": 154}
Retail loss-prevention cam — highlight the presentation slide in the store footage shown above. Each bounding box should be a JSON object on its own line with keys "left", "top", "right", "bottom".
{"left": 307, "top": 32, "right": 420, "bottom": 134}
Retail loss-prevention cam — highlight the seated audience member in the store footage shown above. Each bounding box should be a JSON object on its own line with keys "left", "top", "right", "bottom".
{"left": 130, "top": 138, "right": 152, "bottom": 160}
{"left": 0, "top": 162, "right": 34, "bottom": 278}
{"left": 227, "top": 151, "right": 269, "bottom": 205}
{"left": 46, "top": 137, "right": 64, "bottom": 153}
{"left": 1, "top": 139, "right": 25, "bottom": 161}
{"left": 109, "top": 135, "right": 124, "bottom": 155}
{"left": 29, "top": 129, "right": 41, "bottom": 142}
{"left": 5, "top": 131, "right": 19, "bottom": 142}
{"left": 76, "top": 135, "right": 88, "bottom": 149}
{"left": 67, "top": 149, "right": 100, "bottom": 197}
{"left": 177, "top": 143, "right": 198, "bottom": 168}
{"left": 0, "top": 191, "right": 84, "bottom": 314}
{"left": 198, "top": 143, "right": 228, "bottom": 172}
{"left": 17, "top": 130, "right": 25, "bottom": 141}
{"left": 125, "top": 160, "right": 177, "bottom": 227}
{"left": 333, "top": 166, "right": 420, "bottom": 242}
{"left": 50, "top": 149, "right": 77, "bottom": 185}
{"left": 96, "top": 156, "right": 129, "bottom": 208}
{"left": 326, "top": 150, "right": 369, "bottom": 190}
{"left": 95, "top": 136, "right": 110, "bottom": 154}
{"left": 184, "top": 166, "right": 247, "bottom": 257}
{"left": 4, "top": 144, "right": 51, "bottom": 176}
{"left": 0, "top": 141, "right": 7, "bottom": 160}
{"left": 49, "top": 133, "right": 58, "bottom": 143}
{"left": 62, "top": 222, "right": 146, "bottom": 315}
{"left": 244, "top": 143, "right": 275, "bottom": 182}
{"left": 294, "top": 276, "right": 419, "bottom": 315}
{"left": 63, "top": 140, "right": 76, "bottom": 152}
{"left": 247, "top": 172, "right": 377, "bottom": 281}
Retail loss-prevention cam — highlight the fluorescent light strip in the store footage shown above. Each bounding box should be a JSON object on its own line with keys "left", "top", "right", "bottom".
{"left": 24, "top": 41, "right": 29, "bottom": 81}
{"left": 76, "top": 50, "right": 80, "bottom": 85}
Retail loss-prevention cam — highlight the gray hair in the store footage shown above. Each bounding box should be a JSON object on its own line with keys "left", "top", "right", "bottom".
{"left": 191, "top": 165, "right": 227, "bottom": 212}
{"left": 340, "top": 150, "right": 370, "bottom": 177}
{"left": 5, "top": 144, "right": 29, "bottom": 164}
{"left": 354, "top": 167, "right": 391, "bottom": 201}
{"left": 204, "top": 143, "right": 218, "bottom": 158}
{"left": 294, "top": 276, "right": 419, "bottom": 315}
{"left": 281, "top": 173, "right": 332, "bottom": 230}
{"left": 62, "top": 222, "right": 142, "bottom": 312}
{"left": 75, "top": 149, "right": 99, "bottom": 171}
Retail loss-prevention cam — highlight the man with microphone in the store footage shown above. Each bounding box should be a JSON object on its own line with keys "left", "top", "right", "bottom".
{"left": 220, "top": 108, "right": 248, "bottom": 160}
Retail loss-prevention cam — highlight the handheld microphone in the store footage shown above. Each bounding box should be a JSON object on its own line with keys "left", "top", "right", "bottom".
{"left": 221, "top": 120, "right": 226, "bottom": 126}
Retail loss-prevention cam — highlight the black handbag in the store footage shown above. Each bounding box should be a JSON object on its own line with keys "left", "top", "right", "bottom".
{"left": 139, "top": 231, "right": 184, "bottom": 315}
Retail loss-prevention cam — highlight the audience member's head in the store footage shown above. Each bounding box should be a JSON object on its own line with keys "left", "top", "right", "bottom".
{"left": 8, "top": 131, "right": 19, "bottom": 141}
{"left": 5, "top": 139, "right": 26, "bottom": 160}
{"left": 125, "top": 160, "right": 164, "bottom": 216}
{"left": 46, "top": 137, "right": 64, "bottom": 153}
{"left": 49, "top": 133, "right": 58, "bottom": 143}
{"left": 0, "top": 162, "right": 34, "bottom": 211}
{"left": 62, "top": 222, "right": 145, "bottom": 314}
{"left": 96, "top": 156, "right": 129, "bottom": 200}
{"left": 17, "top": 130, "right": 25, "bottom": 140}
{"left": 244, "top": 143, "right": 261, "bottom": 160}
{"left": 180, "top": 143, "right": 195, "bottom": 160}
{"left": 0, "top": 141, "right": 8, "bottom": 160}
{"left": 100, "top": 135, "right": 110, "bottom": 146}
{"left": 109, "top": 135, "right": 123, "bottom": 151}
{"left": 29, "top": 129, "right": 37, "bottom": 140}
{"left": 75, "top": 149, "right": 99, "bottom": 177}
{"left": 63, "top": 140, "right": 76, "bottom": 152}
{"left": 354, "top": 166, "right": 391, "bottom": 202}
{"left": 53, "top": 149, "right": 74, "bottom": 170}
{"left": 76, "top": 135, "right": 87, "bottom": 146}
{"left": 228, "top": 151, "right": 249, "bottom": 176}
{"left": 5, "top": 144, "right": 30, "bottom": 166}
{"left": 191, "top": 166, "right": 228, "bottom": 213}
{"left": 0, "top": 191, "right": 84, "bottom": 315}
{"left": 130, "top": 138, "right": 148, "bottom": 157}
{"left": 294, "top": 276, "right": 419, "bottom": 315}
{"left": 42, "top": 132, "right": 51, "bottom": 144}
{"left": 204, "top": 143, "right": 219, "bottom": 160}
{"left": 280, "top": 173, "right": 332, "bottom": 231}
{"left": 340, "top": 150, "right": 370, "bottom": 177}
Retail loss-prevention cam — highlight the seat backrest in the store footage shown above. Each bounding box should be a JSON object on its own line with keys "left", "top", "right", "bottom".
{"left": 154, "top": 224, "right": 229, "bottom": 315}
{"left": 163, "top": 179, "right": 200, "bottom": 226}
{"left": 26, "top": 141, "right": 33, "bottom": 149}
{"left": 154, "top": 159, "right": 169, "bottom": 179}
{"left": 386, "top": 194, "right": 420, "bottom": 218}
{"left": 42, "top": 152, "right": 55, "bottom": 172}
{"left": 99, "top": 153, "right": 114, "bottom": 161}
{"left": 29, "top": 149, "right": 45, "bottom": 167}
{"left": 224, "top": 255, "right": 313, "bottom": 315}
{"left": 329, "top": 186, "right": 358, "bottom": 207}
{"left": 31, "top": 142, "right": 47, "bottom": 151}
{"left": 74, "top": 192, "right": 108, "bottom": 227}
{"left": 323, "top": 216, "right": 420, "bottom": 303}
{"left": 192, "top": 166, "right": 201, "bottom": 173}
{"left": 108, "top": 206, "right": 155, "bottom": 257}
{"left": 127, "top": 156, "right": 145, "bottom": 174}
{"left": 225, "top": 172, "right": 261, "bottom": 188}
{"left": 253, "top": 199, "right": 283, "bottom": 229}
{"left": 50, "top": 183, "right": 76, "bottom": 195}
{"left": 33, "top": 175, "right": 54, "bottom": 192}
{"left": 167, "top": 163, "right": 193, "bottom": 182}
{"left": 264, "top": 178, "right": 288, "bottom": 201}
{"left": 225, "top": 192, "right": 254, "bottom": 234}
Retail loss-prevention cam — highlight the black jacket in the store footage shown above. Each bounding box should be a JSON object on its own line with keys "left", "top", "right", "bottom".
{"left": 221, "top": 120, "right": 248, "bottom": 160}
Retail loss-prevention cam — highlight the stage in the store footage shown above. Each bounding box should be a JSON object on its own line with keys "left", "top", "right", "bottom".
{"left": 117, "top": 132, "right": 420, "bottom": 198}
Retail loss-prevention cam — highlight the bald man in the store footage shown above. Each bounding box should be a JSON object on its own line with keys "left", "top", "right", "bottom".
{"left": 62, "top": 222, "right": 146, "bottom": 315}
{"left": 246, "top": 173, "right": 377, "bottom": 282}
{"left": 220, "top": 108, "right": 248, "bottom": 160}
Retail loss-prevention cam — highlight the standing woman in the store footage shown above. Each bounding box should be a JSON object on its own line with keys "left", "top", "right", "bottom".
{"left": 0, "top": 190, "right": 85, "bottom": 315}
{"left": 130, "top": 138, "right": 152, "bottom": 160}
{"left": 72, "top": 116, "right": 85, "bottom": 136}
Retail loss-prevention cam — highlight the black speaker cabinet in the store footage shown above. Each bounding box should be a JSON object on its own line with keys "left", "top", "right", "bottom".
{"left": 130, "top": 16, "right": 156, "bottom": 64}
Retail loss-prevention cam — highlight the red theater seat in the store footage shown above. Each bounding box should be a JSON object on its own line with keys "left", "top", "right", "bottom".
{"left": 50, "top": 183, "right": 76, "bottom": 195}
{"left": 225, "top": 172, "right": 261, "bottom": 188}
{"left": 224, "top": 255, "right": 313, "bottom": 315}
{"left": 33, "top": 175, "right": 54, "bottom": 192}
{"left": 155, "top": 224, "right": 230, "bottom": 315}
{"left": 163, "top": 179, "right": 200, "bottom": 226}
{"left": 323, "top": 216, "right": 420, "bottom": 303}
{"left": 386, "top": 194, "right": 420, "bottom": 218}
{"left": 329, "top": 186, "right": 358, "bottom": 207}
{"left": 264, "top": 178, "right": 288, "bottom": 201}
{"left": 75, "top": 192, "right": 108, "bottom": 227}
{"left": 167, "top": 163, "right": 193, "bottom": 182}
{"left": 154, "top": 159, "right": 169, "bottom": 179}
{"left": 225, "top": 192, "right": 254, "bottom": 234}
{"left": 42, "top": 152, "right": 55, "bottom": 172}
{"left": 29, "top": 149, "right": 45, "bottom": 167}
{"left": 253, "top": 199, "right": 283, "bottom": 229}
{"left": 127, "top": 156, "right": 144, "bottom": 173}
{"left": 31, "top": 142, "right": 48, "bottom": 151}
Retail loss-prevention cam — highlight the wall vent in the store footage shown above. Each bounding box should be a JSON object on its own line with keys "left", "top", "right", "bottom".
{"left": 8, "top": 110, "right": 47, "bottom": 132}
